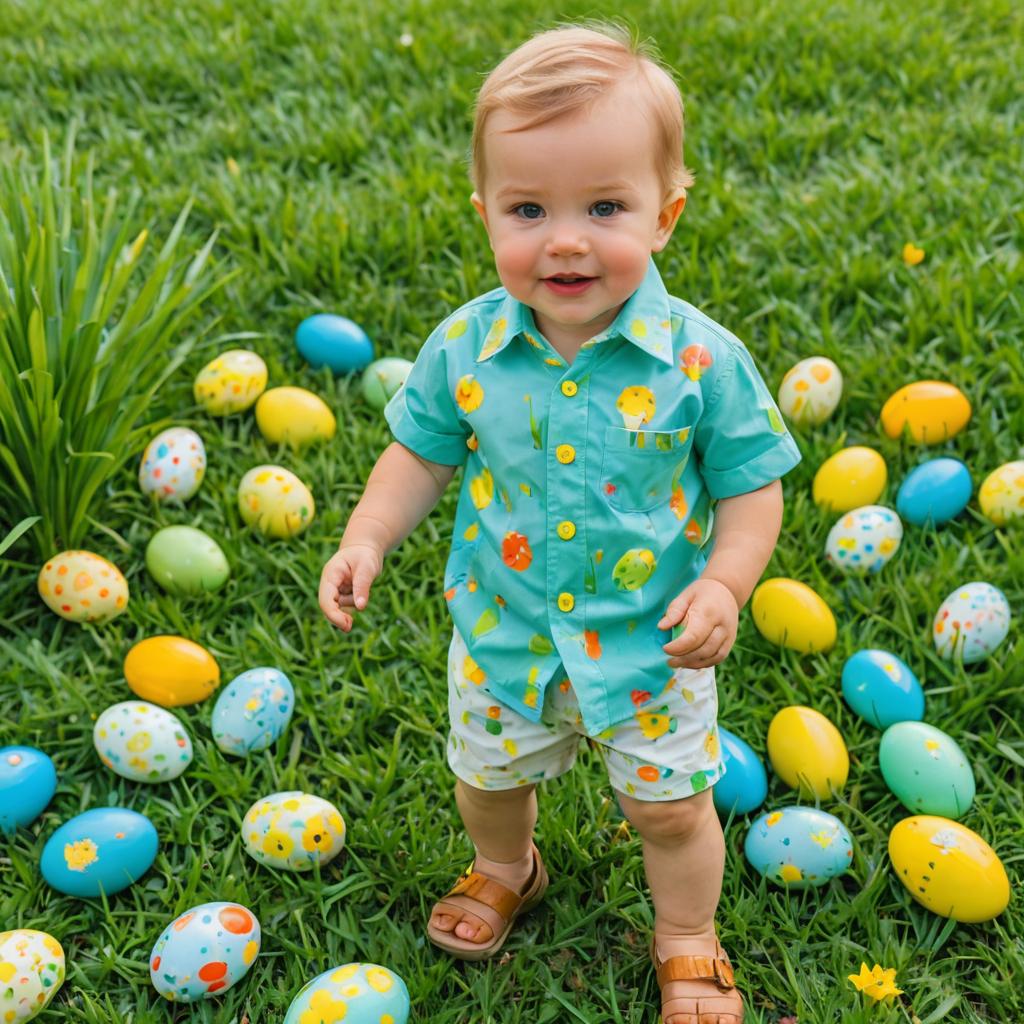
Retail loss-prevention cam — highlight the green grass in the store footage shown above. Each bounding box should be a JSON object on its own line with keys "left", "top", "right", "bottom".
{"left": 1, "top": 0, "right": 1022, "bottom": 1021}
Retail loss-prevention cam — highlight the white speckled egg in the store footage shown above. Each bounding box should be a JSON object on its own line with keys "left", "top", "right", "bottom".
{"left": 238, "top": 465, "right": 315, "bottom": 538}
{"left": 0, "top": 929, "right": 65, "bottom": 1022}
{"left": 933, "top": 582, "right": 1011, "bottom": 663}
{"left": 138, "top": 427, "right": 206, "bottom": 502}
{"left": 777, "top": 357, "right": 843, "bottom": 426}
{"left": 825, "top": 505, "right": 902, "bottom": 573}
{"left": 979, "top": 460, "right": 1024, "bottom": 526}
{"left": 193, "top": 349, "right": 267, "bottom": 415}
{"left": 242, "top": 791, "right": 345, "bottom": 872}
{"left": 37, "top": 550, "right": 129, "bottom": 624}
{"left": 93, "top": 701, "right": 193, "bottom": 783}
{"left": 211, "top": 668, "right": 295, "bottom": 756}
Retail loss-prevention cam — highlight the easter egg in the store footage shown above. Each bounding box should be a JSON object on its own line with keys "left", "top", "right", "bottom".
{"left": 40, "top": 807, "right": 158, "bottom": 897}
{"left": 824, "top": 505, "right": 903, "bottom": 573}
{"left": 880, "top": 381, "right": 971, "bottom": 444}
{"left": 766, "top": 705, "right": 848, "bottom": 799}
{"left": 37, "top": 549, "right": 128, "bottom": 624}
{"left": 242, "top": 791, "right": 346, "bottom": 872}
{"left": 255, "top": 387, "right": 337, "bottom": 448}
{"left": 150, "top": 902, "right": 260, "bottom": 1002}
{"left": 712, "top": 728, "right": 767, "bottom": 816}
{"left": 138, "top": 427, "right": 206, "bottom": 503}
{"left": 295, "top": 314, "right": 374, "bottom": 373}
{"left": 93, "top": 701, "right": 193, "bottom": 783}
{"left": 932, "top": 582, "right": 1011, "bottom": 664}
{"left": 743, "top": 806, "right": 853, "bottom": 888}
{"left": 841, "top": 649, "right": 924, "bottom": 729}
{"left": 978, "top": 460, "right": 1024, "bottom": 526}
{"left": 750, "top": 578, "right": 837, "bottom": 654}
{"left": 193, "top": 349, "right": 267, "bottom": 415}
{"left": 362, "top": 357, "right": 413, "bottom": 411}
{"left": 145, "top": 525, "right": 230, "bottom": 595}
{"left": 0, "top": 929, "right": 65, "bottom": 1022}
{"left": 0, "top": 747, "right": 56, "bottom": 835}
{"left": 879, "top": 722, "right": 975, "bottom": 818}
{"left": 238, "top": 465, "right": 315, "bottom": 538}
{"left": 777, "top": 356, "right": 843, "bottom": 426}
{"left": 284, "top": 963, "right": 410, "bottom": 1024}
{"left": 211, "top": 667, "right": 295, "bottom": 756}
{"left": 812, "top": 446, "right": 887, "bottom": 513}
{"left": 888, "top": 815, "right": 1009, "bottom": 922}
{"left": 124, "top": 635, "right": 221, "bottom": 706}
{"left": 896, "top": 457, "right": 972, "bottom": 526}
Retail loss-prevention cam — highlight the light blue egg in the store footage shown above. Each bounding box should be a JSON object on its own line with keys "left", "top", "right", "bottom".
{"left": 295, "top": 314, "right": 374, "bottom": 373}
{"left": 211, "top": 667, "right": 295, "bottom": 756}
{"left": 284, "top": 963, "right": 410, "bottom": 1024}
{"left": 41, "top": 807, "right": 158, "bottom": 897}
{"left": 743, "top": 806, "right": 853, "bottom": 888}
{"left": 712, "top": 728, "right": 767, "bottom": 816}
{"left": 0, "top": 746, "right": 57, "bottom": 834}
{"left": 879, "top": 721, "right": 975, "bottom": 818}
{"left": 841, "top": 649, "right": 924, "bottom": 729}
{"left": 896, "top": 458, "right": 972, "bottom": 525}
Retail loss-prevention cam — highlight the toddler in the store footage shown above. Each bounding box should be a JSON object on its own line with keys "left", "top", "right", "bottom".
{"left": 320, "top": 23, "right": 801, "bottom": 1023}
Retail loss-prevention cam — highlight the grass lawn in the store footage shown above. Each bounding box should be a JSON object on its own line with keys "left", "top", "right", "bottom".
{"left": 1, "top": 0, "right": 1022, "bottom": 1021}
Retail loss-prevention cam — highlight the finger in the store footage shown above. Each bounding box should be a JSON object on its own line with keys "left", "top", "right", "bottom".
{"left": 665, "top": 610, "right": 714, "bottom": 655}
{"left": 350, "top": 564, "right": 377, "bottom": 610}
{"left": 657, "top": 588, "right": 697, "bottom": 631}
{"left": 670, "top": 625, "right": 727, "bottom": 667}
{"left": 319, "top": 595, "right": 353, "bottom": 631}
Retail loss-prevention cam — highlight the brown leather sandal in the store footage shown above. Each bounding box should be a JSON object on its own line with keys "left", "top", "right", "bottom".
{"left": 426, "top": 843, "right": 549, "bottom": 962}
{"left": 650, "top": 934, "right": 744, "bottom": 1023}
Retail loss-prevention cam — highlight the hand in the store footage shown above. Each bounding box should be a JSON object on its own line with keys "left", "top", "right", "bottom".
{"left": 658, "top": 578, "right": 739, "bottom": 670}
{"left": 318, "top": 543, "right": 383, "bottom": 632}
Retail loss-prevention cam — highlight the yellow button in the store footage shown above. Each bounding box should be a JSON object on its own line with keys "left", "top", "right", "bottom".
{"left": 561, "top": 380, "right": 578, "bottom": 397}
{"left": 556, "top": 444, "right": 576, "bottom": 464}
{"left": 557, "top": 520, "right": 576, "bottom": 540}
{"left": 557, "top": 592, "right": 575, "bottom": 612}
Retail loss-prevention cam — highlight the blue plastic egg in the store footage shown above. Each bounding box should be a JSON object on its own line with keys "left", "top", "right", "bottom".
{"left": 0, "top": 746, "right": 57, "bottom": 834}
{"left": 841, "top": 649, "right": 924, "bottom": 729}
{"left": 41, "top": 807, "right": 158, "bottom": 898}
{"left": 744, "top": 805, "right": 854, "bottom": 888}
{"left": 712, "top": 728, "right": 767, "bottom": 816}
{"left": 211, "top": 667, "right": 295, "bottom": 756}
{"left": 896, "top": 458, "right": 972, "bottom": 525}
{"left": 284, "top": 963, "right": 410, "bottom": 1024}
{"left": 295, "top": 314, "right": 374, "bottom": 373}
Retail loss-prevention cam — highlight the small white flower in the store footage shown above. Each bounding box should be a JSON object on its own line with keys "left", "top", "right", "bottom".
{"left": 399, "top": 32, "right": 414, "bottom": 47}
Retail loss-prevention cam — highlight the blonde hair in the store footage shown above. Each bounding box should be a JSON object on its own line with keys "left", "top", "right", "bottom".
{"left": 471, "top": 22, "right": 696, "bottom": 201}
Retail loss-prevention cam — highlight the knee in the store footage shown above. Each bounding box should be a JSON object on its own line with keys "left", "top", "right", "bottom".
{"left": 619, "top": 788, "right": 715, "bottom": 845}
{"left": 455, "top": 777, "right": 536, "bottom": 807}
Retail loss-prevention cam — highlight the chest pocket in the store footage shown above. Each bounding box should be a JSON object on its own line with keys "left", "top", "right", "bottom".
{"left": 600, "top": 425, "right": 695, "bottom": 513}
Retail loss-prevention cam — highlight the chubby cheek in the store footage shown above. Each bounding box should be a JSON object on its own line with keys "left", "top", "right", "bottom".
{"left": 601, "top": 234, "right": 652, "bottom": 292}
{"left": 492, "top": 234, "right": 539, "bottom": 300}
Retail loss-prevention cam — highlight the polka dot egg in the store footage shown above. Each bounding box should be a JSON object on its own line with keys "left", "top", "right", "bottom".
{"left": 138, "top": 426, "right": 206, "bottom": 502}
{"left": 825, "top": 505, "right": 902, "bottom": 573}
{"left": 211, "top": 667, "right": 295, "bottom": 756}
{"left": 242, "top": 791, "right": 345, "bottom": 872}
{"left": 777, "top": 356, "right": 843, "bottom": 426}
{"left": 284, "top": 963, "right": 410, "bottom": 1024}
{"left": 93, "top": 701, "right": 193, "bottom": 783}
{"left": 0, "top": 929, "right": 65, "bottom": 1022}
{"left": 150, "top": 902, "right": 260, "bottom": 1003}
{"left": 193, "top": 349, "right": 267, "bottom": 415}
{"left": 979, "top": 460, "right": 1024, "bottom": 526}
{"left": 37, "top": 550, "right": 129, "bottom": 624}
{"left": 932, "top": 581, "right": 1012, "bottom": 664}
{"left": 238, "top": 465, "right": 315, "bottom": 538}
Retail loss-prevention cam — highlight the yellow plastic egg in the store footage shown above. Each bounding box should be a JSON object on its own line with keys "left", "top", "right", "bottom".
{"left": 238, "top": 465, "right": 315, "bottom": 538}
{"left": 0, "top": 929, "right": 65, "bottom": 1022}
{"left": 751, "top": 578, "right": 837, "bottom": 653}
{"left": 37, "top": 550, "right": 129, "bottom": 624}
{"left": 193, "top": 349, "right": 268, "bottom": 415}
{"left": 978, "top": 460, "right": 1024, "bottom": 526}
{"left": 124, "top": 635, "right": 221, "bottom": 706}
{"left": 767, "top": 705, "right": 849, "bottom": 799}
{"left": 812, "top": 447, "right": 887, "bottom": 513}
{"left": 254, "top": 387, "right": 336, "bottom": 448}
{"left": 777, "top": 356, "right": 843, "bottom": 426}
{"left": 888, "top": 815, "right": 1010, "bottom": 922}
{"left": 880, "top": 381, "right": 971, "bottom": 444}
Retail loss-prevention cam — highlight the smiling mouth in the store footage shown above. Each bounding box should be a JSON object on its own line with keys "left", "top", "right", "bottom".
{"left": 544, "top": 275, "right": 596, "bottom": 284}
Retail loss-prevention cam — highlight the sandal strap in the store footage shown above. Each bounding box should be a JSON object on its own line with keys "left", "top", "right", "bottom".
{"left": 443, "top": 851, "right": 537, "bottom": 923}
{"left": 656, "top": 952, "right": 735, "bottom": 991}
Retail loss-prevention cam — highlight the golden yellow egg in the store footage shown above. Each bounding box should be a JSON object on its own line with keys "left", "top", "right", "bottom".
{"left": 767, "top": 705, "right": 849, "bottom": 799}
{"left": 238, "top": 465, "right": 315, "bottom": 538}
{"left": 880, "top": 381, "right": 971, "bottom": 444}
{"left": 751, "top": 577, "right": 837, "bottom": 653}
{"left": 978, "top": 460, "right": 1024, "bottom": 526}
{"left": 193, "top": 349, "right": 268, "bottom": 415}
{"left": 37, "top": 550, "right": 129, "bottom": 624}
{"left": 255, "top": 387, "right": 336, "bottom": 448}
{"left": 124, "top": 635, "right": 220, "bottom": 706}
{"left": 812, "top": 446, "right": 887, "bottom": 513}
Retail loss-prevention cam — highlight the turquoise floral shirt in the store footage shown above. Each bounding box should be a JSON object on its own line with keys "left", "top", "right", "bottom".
{"left": 385, "top": 258, "right": 801, "bottom": 734}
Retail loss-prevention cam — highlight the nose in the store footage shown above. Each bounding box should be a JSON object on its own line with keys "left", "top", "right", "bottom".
{"left": 545, "top": 217, "right": 590, "bottom": 258}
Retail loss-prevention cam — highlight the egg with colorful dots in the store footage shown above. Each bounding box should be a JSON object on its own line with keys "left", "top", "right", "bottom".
{"left": 211, "top": 667, "right": 295, "bottom": 756}
{"left": 238, "top": 465, "right": 315, "bottom": 538}
{"left": 777, "top": 356, "right": 843, "bottom": 426}
{"left": 138, "top": 426, "right": 206, "bottom": 502}
{"left": 193, "top": 349, "right": 267, "bottom": 415}
{"left": 979, "top": 460, "right": 1024, "bottom": 526}
{"left": 37, "top": 549, "right": 129, "bottom": 624}
{"left": 242, "top": 791, "right": 346, "bottom": 872}
{"left": 932, "top": 582, "right": 1011, "bottom": 663}
{"left": 93, "top": 701, "right": 193, "bottom": 783}
{"left": 825, "top": 505, "right": 903, "bottom": 573}
{"left": 0, "top": 929, "right": 65, "bottom": 1022}
{"left": 150, "top": 902, "right": 260, "bottom": 1003}
{"left": 744, "top": 806, "right": 854, "bottom": 888}
{"left": 0, "top": 747, "right": 57, "bottom": 834}
{"left": 284, "top": 963, "right": 410, "bottom": 1024}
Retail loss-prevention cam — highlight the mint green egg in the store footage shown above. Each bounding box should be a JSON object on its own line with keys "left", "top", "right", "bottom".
{"left": 145, "top": 525, "right": 230, "bottom": 595}
{"left": 361, "top": 357, "right": 413, "bottom": 411}
{"left": 879, "top": 721, "right": 975, "bottom": 818}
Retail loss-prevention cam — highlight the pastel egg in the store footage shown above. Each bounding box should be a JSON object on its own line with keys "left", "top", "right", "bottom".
{"left": 284, "top": 963, "right": 410, "bottom": 1024}
{"left": 255, "top": 387, "right": 337, "bottom": 448}
{"left": 751, "top": 578, "right": 837, "bottom": 654}
{"left": 825, "top": 505, "right": 902, "bottom": 573}
{"left": 242, "top": 791, "right": 345, "bottom": 872}
{"left": 37, "top": 549, "right": 128, "bottom": 624}
{"left": 211, "top": 667, "right": 295, "bottom": 756}
{"left": 743, "top": 806, "right": 853, "bottom": 888}
{"left": 978, "top": 460, "right": 1024, "bottom": 526}
{"left": 296, "top": 314, "right": 374, "bottom": 373}
{"left": 145, "top": 525, "right": 230, "bottom": 595}
{"left": 932, "top": 581, "right": 1011, "bottom": 664}
{"left": 777, "top": 356, "right": 843, "bottom": 426}
{"left": 0, "top": 747, "right": 56, "bottom": 834}
{"left": 712, "top": 728, "right": 767, "bottom": 816}
{"left": 40, "top": 807, "right": 158, "bottom": 898}
{"left": 841, "top": 649, "right": 924, "bottom": 729}
{"left": 896, "top": 458, "right": 972, "bottom": 526}
{"left": 238, "top": 465, "right": 315, "bottom": 538}
{"left": 193, "top": 349, "right": 268, "bottom": 415}
{"left": 889, "top": 815, "right": 1009, "bottom": 922}
{"left": 124, "top": 635, "right": 221, "bottom": 706}
{"left": 880, "top": 380, "right": 971, "bottom": 444}
{"left": 879, "top": 722, "right": 974, "bottom": 818}
{"left": 93, "top": 701, "right": 193, "bottom": 783}
{"left": 812, "top": 446, "right": 887, "bottom": 513}
{"left": 150, "top": 902, "right": 260, "bottom": 1002}
{"left": 0, "top": 929, "right": 65, "bottom": 1022}
{"left": 767, "top": 705, "right": 849, "bottom": 799}
{"left": 138, "top": 427, "right": 206, "bottom": 502}
{"left": 362, "top": 356, "right": 413, "bottom": 411}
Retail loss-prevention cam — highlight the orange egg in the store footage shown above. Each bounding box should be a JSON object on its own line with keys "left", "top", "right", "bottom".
{"left": 880, "top": 381, "right": 971, "bottom": 444}
{"left": 124, "top": 636, "right": 220, "bottom": 706}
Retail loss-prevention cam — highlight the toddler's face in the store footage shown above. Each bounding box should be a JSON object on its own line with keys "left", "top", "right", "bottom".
{"left": 471, "top": 80, "right": 685, "bottom": 351}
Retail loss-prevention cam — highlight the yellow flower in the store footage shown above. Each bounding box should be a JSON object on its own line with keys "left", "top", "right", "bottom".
{"left": 64, "top": 838, "right": 99, "bottom": 872}
{"left": 262, "top": 829, "right": 294, "bottom": 859}
{"left": 300, "top": 990, "right": 349, "bottom": 1024}
{"left": 455, "top": 374, "right": 484, "bottom": 412}
{"left": 848, "top": 962, "right": 903, "bottom": 1002}
{"left": 902, "top": 243, "right": 925, "bottom": 266}
{"left": 301, "top": 815, "right": 335, "bottom": 854}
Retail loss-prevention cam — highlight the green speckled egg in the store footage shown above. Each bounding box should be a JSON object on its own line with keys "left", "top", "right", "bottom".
{"left": 879, "top": 721, "right": 975, "bottom": 818}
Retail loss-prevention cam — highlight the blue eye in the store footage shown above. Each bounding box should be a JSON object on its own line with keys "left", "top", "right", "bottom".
{"left": 591, "top": 201, "right": 622, "bottom": 218}
{"left": 513, "top": 203, "right": 544, "bottom": 220}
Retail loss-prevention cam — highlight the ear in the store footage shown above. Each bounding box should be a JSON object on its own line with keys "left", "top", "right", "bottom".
{"left": 470, "top": 191, "right": 489, "bottom": 230}
{"left": 651, "top": 192, "right": 686, "bottom": 253}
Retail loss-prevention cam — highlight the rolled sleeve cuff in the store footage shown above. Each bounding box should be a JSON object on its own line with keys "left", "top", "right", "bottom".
{"left": 384, "top": 397, "right": 469, "bottom": 466}
{"left": 702, "top": 433, "right": 803, "bottom": 499}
